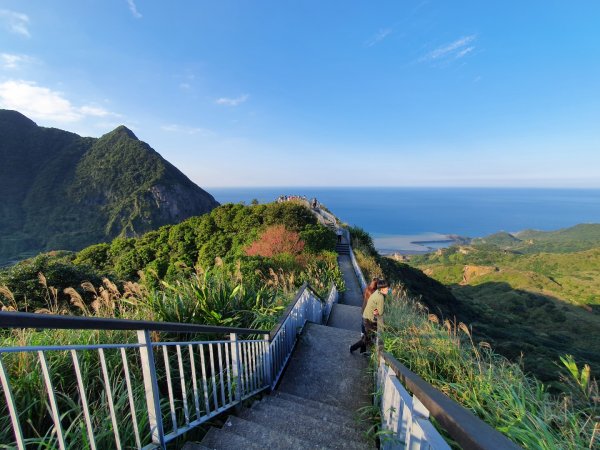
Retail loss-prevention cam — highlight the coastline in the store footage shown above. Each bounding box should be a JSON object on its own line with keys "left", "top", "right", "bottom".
{"left": 373, "top": 232, "right": 469, "bottom": 256}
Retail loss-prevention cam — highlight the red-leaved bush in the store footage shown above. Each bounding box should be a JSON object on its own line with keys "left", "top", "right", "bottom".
{"left": 245, "top": 225, "right": 305, "bottom": 257}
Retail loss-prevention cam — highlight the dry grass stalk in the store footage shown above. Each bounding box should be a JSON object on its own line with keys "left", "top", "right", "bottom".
{"left": 0, "top": 285, "right": 17, "bottom": 311}
{"left": 81, "top": 281, "right": 97, "bottom": 295}
{"left": 37, "top": 272, "right": 47, "bottom": 288}
{"left": 428, "top": 314, "right": 440, "bottom": 324}
{"left": 64, "top": 287, "right": 88, "bottom": 314}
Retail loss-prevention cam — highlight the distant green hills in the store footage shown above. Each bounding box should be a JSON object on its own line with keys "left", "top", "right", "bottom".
{"left": 410, "top": 223, "right": 600, "bottom": 385}
{"left": 472, "top": 223, "right": 600, "bottom": 253}
{"left": 0, "top": 110, "right": 219, "bottom": 266}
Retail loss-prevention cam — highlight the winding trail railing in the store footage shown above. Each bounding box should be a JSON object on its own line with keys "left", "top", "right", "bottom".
{"left": 346, "top": 234, "right": 521, "bottom": 450}
{"left": 0, "top": 282, "right": 338, "bottom": 449}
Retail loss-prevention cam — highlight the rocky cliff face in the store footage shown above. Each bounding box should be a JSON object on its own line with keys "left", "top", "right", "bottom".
{"left": 0, "top": 109, "right": 219, "bottom": 265}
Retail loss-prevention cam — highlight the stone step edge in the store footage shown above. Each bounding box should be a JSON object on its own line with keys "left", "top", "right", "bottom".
{"left": 250, "top": 400, "right": 366, "bottom": 441}
{"left": 238, "top": 408, "right": 369, "bottom": 450}
{"left": 263, "top": 395, "right": 354, "bottom": 425}
{"left": 262, "top": 396, "right": 358, "bottom": 429}
{"left": 273, "top": 390, "right": 357, "bottom": 419}
{"left": 225, "top": 415, "right": 328, "bottom": 450}
{"left": 200, "top": 427, "right": 263, "bottom": 450}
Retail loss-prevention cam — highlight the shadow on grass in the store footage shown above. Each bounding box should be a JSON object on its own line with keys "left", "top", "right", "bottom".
{"left": 449, "top": 281, "right": 600, "bottom": 388}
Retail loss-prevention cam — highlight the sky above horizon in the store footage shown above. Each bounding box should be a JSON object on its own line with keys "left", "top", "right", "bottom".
{"left": 1, "top": 1, "right": 599, "bottom": 188}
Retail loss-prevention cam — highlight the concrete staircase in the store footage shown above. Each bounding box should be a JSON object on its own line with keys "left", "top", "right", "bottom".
{"left": 183, "top": 242, "right": 370, "bottom": 450}
{"left": 335, "top": 242, "right": 350, "bottom": 255}
{"left": 184, "top": 320, "right": 371, "bottom": 450}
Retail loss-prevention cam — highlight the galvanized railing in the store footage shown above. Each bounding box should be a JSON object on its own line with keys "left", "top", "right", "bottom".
{"left": 347, "top": 231, "right": 367, "bottom": 292}
{"left": 268, "top": 283, "right": 333, "bottom": 388}
{"left": 347, "top": 232, "right": 521, "bottom": 450}
{"left": 323, "top": 282, "right": 338, "bottom": 324}
{"left": 0, "top": 282, "right": 336, "bottom": 449}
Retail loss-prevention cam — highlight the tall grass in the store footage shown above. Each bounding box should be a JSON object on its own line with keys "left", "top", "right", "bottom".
{"left": 0, "top": 260, "right": 340, "bottom": 447}
{"left": 381, "top": 293, "right": 599, "bottom": 449}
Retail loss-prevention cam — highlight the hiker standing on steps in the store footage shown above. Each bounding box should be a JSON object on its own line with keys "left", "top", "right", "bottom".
{"left": 361, "top": 278, "right": 379, "bottom": 335}
{"left": 350, "top": 279, "right": 390, "bottom": 355}
{"left": 336, "top": 227, "right": 343, "bottom": 244}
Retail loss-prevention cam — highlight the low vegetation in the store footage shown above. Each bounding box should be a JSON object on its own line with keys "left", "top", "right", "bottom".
{"left": 408, "top": 226, "right": 600, "bottom": 385}
{"left": 381, "top": 295, "right": 599, "bottom": 449}
{"left": 0, "top": 201, "right": 344, "bottom": 447}
{"left": 352, "top": 225, "right": 599, "bottom": 447}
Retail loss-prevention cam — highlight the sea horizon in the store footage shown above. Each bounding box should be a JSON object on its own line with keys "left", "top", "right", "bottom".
{"left": 210, "top": 187, "right": 600, "bottom": 253}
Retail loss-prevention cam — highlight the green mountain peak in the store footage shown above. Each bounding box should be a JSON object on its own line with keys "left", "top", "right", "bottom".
{"left": 0, "top": 109, "right": 219, "bottom": 265}
{"left": 105, "top": 125, "right": 139, "bottom": 140}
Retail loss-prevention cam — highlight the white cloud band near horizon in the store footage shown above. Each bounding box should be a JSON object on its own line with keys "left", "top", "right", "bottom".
{"left": 0, "top": 79, "right": 117, "bottom": 123}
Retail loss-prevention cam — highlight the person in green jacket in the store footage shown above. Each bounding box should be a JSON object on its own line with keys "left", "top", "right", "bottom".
{"left": 350, "top": 279, "right": 390, "bottom": 354}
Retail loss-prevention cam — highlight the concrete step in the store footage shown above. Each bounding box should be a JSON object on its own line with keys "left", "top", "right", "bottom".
{"left": 273, "top": 391, "right": 356, "bottom": 421}
{"left": 327, "top": 303, "right": 362, "bottom": 331}
{"left": 181, "top": 443, "right": 212, "bottom": 450}
{"left": 276, "top": 323, "right": 370, "bottom": 411}
{"left": 239, "top": 404, "right": 371, "bottom": 450}
{"left": 251, "top": 400, "right": 365, "bottom": 443}
{"left": 199, "top": 427, "right": 263, "bottom": 450}
{"left": 261, "top": 395, "right": 358, "bottom": 429}
{"left": 224, "top": 415, "right": 324, "bottom": 450}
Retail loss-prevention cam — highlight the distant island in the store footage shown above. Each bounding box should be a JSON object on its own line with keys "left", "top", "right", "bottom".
{"left": 0, "top": 109, "right": 219, "bottom": 266}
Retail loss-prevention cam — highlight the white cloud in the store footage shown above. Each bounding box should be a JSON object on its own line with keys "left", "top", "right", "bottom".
{"left": 0, "top": 9, "right": 30, "bottom": 37}
{"left": 215, "top": 94, "right": 249, "bottom": 106}
{"left": 126, "top": 0, "right": 142, "bottom": 19}
{"left": 365, "top": 28, "right": 393, "bottom": 47}
{"left": 0, "top": 53, "right": 32, "bottom": 69}
{"left": 456, "top": 46, "right": 474, "bottom": 58}
{"left": 161, "top": 124, "right": 213, "bottom": 136}
{"left": 0, "top": 80, "right": 117, "bottom": 123}
{"left": 420, "top": 35, "right": 477, "bottom": 62}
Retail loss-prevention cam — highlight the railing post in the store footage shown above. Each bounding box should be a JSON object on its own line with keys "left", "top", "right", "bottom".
{"left": 230, "top": 333, "right": 242, "bottom": 404}
{"left": 137, "top": 330, "right": 165, "bottom": 449}
{"left": 263, "top": 333, "right": 273, "bottom": 389}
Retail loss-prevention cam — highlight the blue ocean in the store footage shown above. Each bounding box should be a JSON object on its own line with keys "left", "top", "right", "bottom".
{"left": 209, "top": 188, "right": 600, "bottom": 252}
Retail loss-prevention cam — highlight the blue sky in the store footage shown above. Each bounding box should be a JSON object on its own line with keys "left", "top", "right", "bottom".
{"left": 1, "top": 1, "right": 599, "bottom": 187}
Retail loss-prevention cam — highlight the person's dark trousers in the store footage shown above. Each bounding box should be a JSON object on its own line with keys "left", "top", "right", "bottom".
{"left": 351, "top": 319, "right": 376, "bottom": 353}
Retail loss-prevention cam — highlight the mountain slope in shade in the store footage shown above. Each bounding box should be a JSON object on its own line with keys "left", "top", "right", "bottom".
{"left": 0, "top": 109, "right": 219, "bottom": 265}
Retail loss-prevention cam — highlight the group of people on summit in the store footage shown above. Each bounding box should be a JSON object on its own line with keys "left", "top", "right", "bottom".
{"left": 350, "top": 277, "right": 390, "bottom": 355}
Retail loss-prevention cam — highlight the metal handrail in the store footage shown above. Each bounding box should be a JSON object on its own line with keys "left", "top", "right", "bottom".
{"left": 379, "top": 350, "right": 522, "bottom": 450}
{"left": 268, "top": 282, "right": 323, "bottom": 340}
{"left": 0, "top": 281, "right": 335, "bottom": 449}
{"left": 0, "top": 311, "right": 266, "bottom": 335}
{"left": 268, "top": 283, "right": 328, "bottom": 388}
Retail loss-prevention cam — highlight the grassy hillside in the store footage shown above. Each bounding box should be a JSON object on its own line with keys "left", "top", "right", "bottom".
{"left": 409, "top": 227, "right": 600, "bottom": 385}
{"left": 381, "top": 296, "right": 599, "bottom": 449}
{"left": 0, "top": 109, "right": 218, "bottom": 265}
